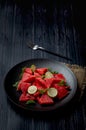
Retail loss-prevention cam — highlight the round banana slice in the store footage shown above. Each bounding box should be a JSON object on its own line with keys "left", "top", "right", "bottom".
{"left": 47, "top": 88, "right": 58, "bottom": 98}
{"left": 27, "top": 85, "right": 37, "bottom": 94}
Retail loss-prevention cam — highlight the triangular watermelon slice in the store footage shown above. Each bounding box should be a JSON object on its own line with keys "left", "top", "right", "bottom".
{"left": 37, "top": 94, "right": 54, "bottom": 105}
{"left": 36, "top": 68, "right": 48, "bottom": 75}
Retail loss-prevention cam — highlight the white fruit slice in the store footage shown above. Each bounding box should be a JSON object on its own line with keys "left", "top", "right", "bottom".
{"left": 45, "top": 71, "right": 54, "bottom": 78}
{"left": 27, "top": 85, "right": 37, "bottom": 94}
{"left": 47, "top": 88, "right": 58, "bottom": 98}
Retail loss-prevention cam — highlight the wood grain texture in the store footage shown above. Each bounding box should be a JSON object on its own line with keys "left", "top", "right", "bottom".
{"left": 0, "top": 0, "right": 86, "bottom": 130}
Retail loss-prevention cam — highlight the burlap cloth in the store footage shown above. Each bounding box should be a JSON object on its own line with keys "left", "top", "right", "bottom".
{"left": 65, "top": 63, "right": 86, "bottom": 99}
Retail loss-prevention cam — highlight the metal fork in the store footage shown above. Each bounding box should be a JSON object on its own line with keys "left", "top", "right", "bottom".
{"left": 27, "top": 42, "right": 72, "bottom": 61}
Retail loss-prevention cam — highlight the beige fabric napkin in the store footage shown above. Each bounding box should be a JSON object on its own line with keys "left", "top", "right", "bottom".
{"left": 65, "top": 64, "right": 86, "bottom": 99}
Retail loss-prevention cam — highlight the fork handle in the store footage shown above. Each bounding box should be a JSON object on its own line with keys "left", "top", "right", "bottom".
{"left": 38, "top": 46, "right": 72, "bottom": 61}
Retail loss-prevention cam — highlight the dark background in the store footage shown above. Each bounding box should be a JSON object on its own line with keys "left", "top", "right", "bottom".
{"left": 0, "top": 0, "right": 86, "bottom": 65}
{"left": 0, "top": 0, "right": 86, "bottom": 130}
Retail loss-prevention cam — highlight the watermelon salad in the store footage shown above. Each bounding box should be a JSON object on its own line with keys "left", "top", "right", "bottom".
{"left": 13, "top": 65, "right": 71, "bottom": 105}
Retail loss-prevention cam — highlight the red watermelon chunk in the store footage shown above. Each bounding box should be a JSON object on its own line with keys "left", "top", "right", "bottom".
{"left": 36, "top": 68, "right": 48, "bottom": 75}
{"left": 34, "top": 72, "right": 41, "bottom": 78}
{"left": 17, "top": 80, "right": 22, "bottom": 91}
{"left": 54, "top": 73, "right": 66, "bottom": 82}
{"left": 21, "top": 72, "right": 30, "bottom": 82}
{"left": 45, "top": 77, "right": 62, "bottom": 88}
{"left": 34, "top": 78, "right": 47, "bottom": 89}
{"left": 57, "top": 87, "right": 69, "bottom": 99}
{"left": 53, "top": 84, "right": 69, "bottom": 99}
{"left": 19, "top": 93, "right": 35, "bottom": 102}
{"left": 33, "top": 91, "right": 40, "bottom": 97}
{"left": 22, "top": 73, "right": 35, "bottom": 83}
{"left": 17, "top": 81, "right": 31, "bottom": 93}
{"left": 24, "top": 68, "right": 32, "bottom": 74}
{"left": 33, "top": 80, "right": 43, "bottom": 90}
{"left": 44, "top": 78, "right": 54, "bottom": 88}
{"left": 37, "top": 94, "right": 54, "bottom": 105}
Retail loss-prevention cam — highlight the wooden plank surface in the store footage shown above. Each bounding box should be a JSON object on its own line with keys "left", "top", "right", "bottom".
{"left": 0, "top": 0, "right": 86, "bottom": 130}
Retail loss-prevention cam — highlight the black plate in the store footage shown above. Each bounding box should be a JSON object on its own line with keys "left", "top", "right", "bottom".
{"left": 4, "top": 58, "right": 77, "bottom": 112}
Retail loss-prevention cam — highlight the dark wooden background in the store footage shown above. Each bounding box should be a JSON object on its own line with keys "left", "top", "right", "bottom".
{"left": 0, "top": 0, "right": 86, "bottom": 130}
